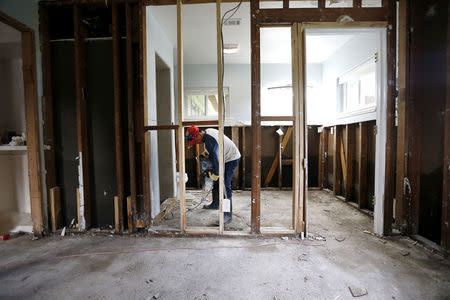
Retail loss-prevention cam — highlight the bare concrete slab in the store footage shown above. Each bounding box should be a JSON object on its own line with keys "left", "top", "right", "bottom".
{"left": 1, "top": 190, "right": 449, "bottom": 299}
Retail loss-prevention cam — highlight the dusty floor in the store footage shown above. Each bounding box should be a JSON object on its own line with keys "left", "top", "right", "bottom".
{"left": 154, "top": 189, "right": 293, "bottom": 230}
{"left": 1, "top": 190, "right": 449, "bottom": 299}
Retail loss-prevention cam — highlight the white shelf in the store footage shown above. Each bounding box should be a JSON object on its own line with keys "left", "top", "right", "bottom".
{"left": 0, "top": 145, "right": 27, "bottom": 152}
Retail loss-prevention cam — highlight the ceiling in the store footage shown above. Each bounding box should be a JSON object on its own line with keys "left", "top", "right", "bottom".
{"left": 0, "top": 21, "right": 21, "bottom": 44}
{"left": 149, "top": 4, "right": 358, "bottom": 65}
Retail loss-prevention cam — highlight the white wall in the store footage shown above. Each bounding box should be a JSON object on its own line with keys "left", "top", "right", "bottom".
{"left": 318, "top": 33, "right": 379, "bottom": 125}
{"left": 146, "top": 7, "right": 176, "bottom": 218}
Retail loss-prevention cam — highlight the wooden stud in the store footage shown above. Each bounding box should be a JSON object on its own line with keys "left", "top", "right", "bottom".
{"left": 231, "top": 127, "right": 240, "bottom": 189}
{"left": 333, "top": 126, "right": 342, "bottom": 195}
{"left": 353, "top": 0, "right": 362, "bottom": 8}
{"left": 140, "top": 4, "right": 151, "bottom": 225}
{"left": 49, "top": 187, "right": 61, "bottom": 233}
{"left": 318, "top": 129, "right": 324, "bottom": 188}
{"left": 144, "top": 125, "right": 179, "bottom": 131}
{"left": 345, "top": 124, "right": 354, "bottom": 202}
{"left": 318, "top": 0, "right": 325, "bottom": 8}
{"left": 196, "top": 143, "right": 201, "bottom": 188}
{"left": 382, "top": 0, "right": 396, "bottom": 235}
{"left": 114, "top": 196, "right": 120, "bottom": 232}
{"left": 126, "top": 2, "right": 137, "bottom": 232}
{"left": 177, "top": 0, "right": 187, "bottom": 232}
{"left": 264, "top": 126, "right": 293, "bottom": 186}
{"left": 127, "top": 196, "right": 133, "bottom": 231}
{"left": 73, "top": 4, "right": 91, "bottom": 230}
{"left": 250, "top": 0, "right": 261, "bottom": 234}
{"left": 302, "top": 22, "right": 388, "bottom": 28}
{"left": 112, "top": 1, "right": 125, "bottom": 232}
{"left": 442, "top": 1, "right": 450, "bottom": 251}
{"left": 278, "top": 128, "right": 283, "bottom": 189}
{"left": 358, "top": 122, "right": 368, "bottom": 209}
{"left": 216, "top": 0, "right": 225, "bottom": 233}
{"left": 340, "top": 136, "right": 347, "bottom": 186}
{"left": 76, "top": 188, "right": 81, "bottom": 231}
{"left": 241, "top": 127, "right": 246, "bottom": 189}
{"left": 261, "top": 116, "right": 294, "bottom": 122}
{"left": 39, "top": 6, "right": 58, "bottom": 207}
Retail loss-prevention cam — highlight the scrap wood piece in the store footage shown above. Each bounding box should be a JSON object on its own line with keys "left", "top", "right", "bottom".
{"left": 340, "top": 137, "right": 347, "bottom": 185}
{"left": 152, "top": 198, "right": 177, "bottom": 226}
{"left": 264, "top": 126, "right": 293, "bottom": 186}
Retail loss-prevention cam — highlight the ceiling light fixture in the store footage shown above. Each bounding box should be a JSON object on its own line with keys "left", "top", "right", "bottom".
{"left": 223, "top": 43, "right": 239, "bottom": 54}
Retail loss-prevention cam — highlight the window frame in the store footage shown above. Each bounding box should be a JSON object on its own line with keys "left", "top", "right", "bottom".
{"left": 183, "top": 87, "right": 230, "bottom": 121}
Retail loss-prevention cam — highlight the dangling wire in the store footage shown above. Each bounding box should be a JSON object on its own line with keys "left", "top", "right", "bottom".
{"left": 219, "top": 0, "right": 243, "bottom": 121}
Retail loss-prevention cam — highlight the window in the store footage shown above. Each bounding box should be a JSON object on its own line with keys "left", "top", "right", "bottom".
{"left": 261, "top": 85, "right": 293, "bottom": 116}
{"left": 184, "top": 88, "right": 229, "bottom": 120}
{"left": 337, "top": 58, "right": 376, "bottom": 116}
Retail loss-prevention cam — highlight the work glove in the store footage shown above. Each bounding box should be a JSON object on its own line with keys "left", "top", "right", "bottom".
{"left": 208, "top": 172, "right": 219, "bottom": 181}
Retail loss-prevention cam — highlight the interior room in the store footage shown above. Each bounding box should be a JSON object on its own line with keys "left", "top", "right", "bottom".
{"left": 0, "top": 21, "right": 33, "bottom": 234}
{"left": 0, "top": 0, "right": 449, "bottom": 298}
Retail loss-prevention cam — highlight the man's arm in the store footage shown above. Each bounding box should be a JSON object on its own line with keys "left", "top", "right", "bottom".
{"left": 204, "top": 135, "right": 219, "bottom": 177}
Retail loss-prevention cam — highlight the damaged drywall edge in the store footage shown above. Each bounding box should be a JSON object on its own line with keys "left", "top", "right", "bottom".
{"left": 78, "top": 151, "right": 86, "bottom": 230}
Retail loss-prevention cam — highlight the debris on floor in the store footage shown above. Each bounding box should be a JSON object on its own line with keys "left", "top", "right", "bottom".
{"left": 363, "top": 230, "right": 371, "bottom": 234}
{"left": 400, "top": 249, "right": 410, "bottom": 256}
{"left": 335, "top": 236, "right": 345, "bottom": 242}
{"left": 61, "top": 227, "right": 66, "bottom": 236}
{"left": 307, "top": 233, "right": 326, "bottom": 241}
{"left": 281, "top": 236, "right": 289, "bottom": 241}
{"left": 1, "top": 233, "right": 10, "bottom": 241}
{"left": 348, "top": 286, "right": 368, "bottom": 297}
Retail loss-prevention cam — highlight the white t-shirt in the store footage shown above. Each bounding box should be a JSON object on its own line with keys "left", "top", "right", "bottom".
{"left": 205, "top": 128, "right": 241, "bottom": 163}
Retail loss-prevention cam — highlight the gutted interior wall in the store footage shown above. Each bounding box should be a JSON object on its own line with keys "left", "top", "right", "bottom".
{"left": 147, "top": 7, "right": 176, "bottom": 217}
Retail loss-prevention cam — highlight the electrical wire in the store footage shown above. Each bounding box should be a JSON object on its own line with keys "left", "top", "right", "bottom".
{"left": 0, "top": 240, "right": 326, "bottom": 270}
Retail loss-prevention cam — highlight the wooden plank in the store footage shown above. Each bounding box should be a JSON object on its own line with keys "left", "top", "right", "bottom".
{"left": 136, "top": 219, "right": 145, "bottom": 228}
{"left": 112, "top": 1, "right": 124, "bottom": 232}
{"left": 333, "top": 126, "right": 342, "bottom": 195}
{"left": 340, "top": 136, "right": 347, "bottom": 188}
{"left": 263, "top": 126, "right": 293, "bottom": 186}
{"left": 196, "top": 143, "right": 201, "bottom": 188}
{"left": 291, "top": 23, "right": 300, "bottom": 232}
{"left": 323, "top": 127, "right": 329, "bottom": 188}
{"left": 358, "top": 122, "right": 368, "bottom": 209}
{"left": 254, "top": 8, "right": 389, "bottom": 24}
{"left": 73, "top": 4, "right": 90, "bottom": 230}
{"left": 283, "top": 0, "right": 289, "bottom": 9}
{"left": 345, "top": 124, "right": 354, "bottom": 202}
{"left": 177, "top": 0, "right": 187, "bottom": 232}
{"left": 76, "top": 188, "right": 81, "bottom": 231}
{"left": 299, "top": 23, "right": 307, "bottom": 233}
{"left": 250, "top": 0, "right": 261, "bottom": 234}
{"left": 216, "top": 0, "right": 225, "bottom": 233}
{"left": 382, "top": 0, "right": 396, "bottom": 235}
{"left": 278, "top": 129, "right": 283, "bottom": 189}
{"left": 353, "top": 0, "right": 362, "bottom": 8}
{"left": 127, "top": 196, "right": 133, "bottom": 231}
{"left": 318, "top": 128, "right": 324, "bottom": 188}
{"left": 39, "top": 6, "right": 57, "bottom": 205}
{"left": 442, "top": 1, "right": 450, "bottom": 251}
{"left": 152, "top": 197, "right": 177, "bottom": 226}
{"left": 140, "top": 4, "right": 151, "bottom": 226}
{"left": 231, "top": 127, "right": 240, "bottom": 189}
{"left": 241, "top": 127, "right": 246, "bottom": 189}
{"left": 144, "top": 125, "right": 178, "bottom": 131}
{"left": 394, "top": 0, "right": 408, "bottom": 230}
{"left": 261, "top": 116, "right": 294, "bottom": 121}
{"left": 182, "top": 120, "right": 219, "bottom": 126}
{"left": 17, "top": 28, "right": 44, "bottom": 235}
{"left": 302, "top": 21, "right": 388, "bottom": 28}
{"left": 318, "top": 0, "right": 325, "bottom": 8}
{"left": 114, "top": 196, "right": 120, "bottom": 232}
{"left": 49, "top": 187, "right": 61, "bottom": 233}
{"left": 126, "top": 2, "right": 137, "bottom": 232}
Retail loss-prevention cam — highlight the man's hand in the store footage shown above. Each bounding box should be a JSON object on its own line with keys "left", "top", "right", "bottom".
{"left": 208, "top": 172, "right": 219, "bottom": 181}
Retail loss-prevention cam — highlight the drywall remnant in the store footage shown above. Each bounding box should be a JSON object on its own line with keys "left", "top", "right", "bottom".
{"left": 348, "top": 286, "right": 368, "bottom": 297}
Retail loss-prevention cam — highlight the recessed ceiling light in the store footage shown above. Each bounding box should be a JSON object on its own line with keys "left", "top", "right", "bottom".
{"left": 224, "top": 43, "right": 239, "bottom": 54}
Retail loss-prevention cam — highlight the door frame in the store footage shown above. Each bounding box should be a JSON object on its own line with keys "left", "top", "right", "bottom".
{"left": 0, "top": 11, "right": 45, "bottom": 235}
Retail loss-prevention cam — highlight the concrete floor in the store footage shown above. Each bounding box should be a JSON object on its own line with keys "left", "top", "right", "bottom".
{"left": 1, "top": 190, "right": 449, "bottom": 299}
{"left": 154, "top": 189, "right": 294, "bottom": 230}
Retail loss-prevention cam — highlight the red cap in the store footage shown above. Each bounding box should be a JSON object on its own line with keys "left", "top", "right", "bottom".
{"left": 186, "top": 126, "right": 199, "bottom": 147}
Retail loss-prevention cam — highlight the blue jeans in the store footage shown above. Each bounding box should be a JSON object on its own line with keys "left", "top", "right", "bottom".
{"left": 212, "top": 158, "right": 240, "bottom": 214}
